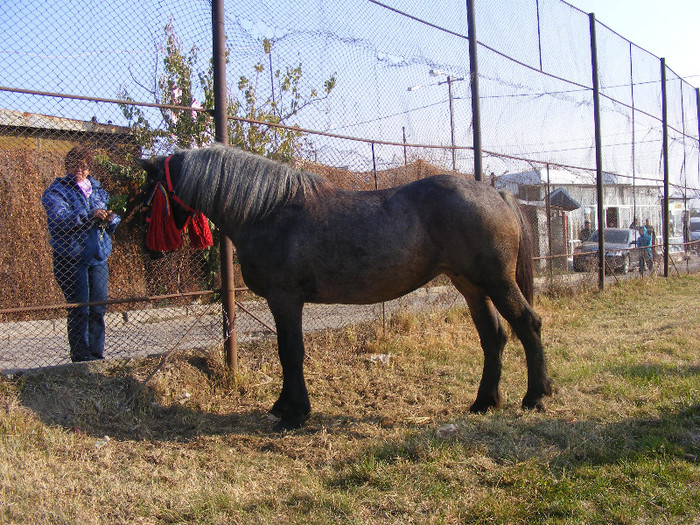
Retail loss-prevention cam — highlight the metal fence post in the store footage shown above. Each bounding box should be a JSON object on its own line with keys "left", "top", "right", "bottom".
{"left": 697, "top": 88, "right": 700, "bottom": 195}
{"left": 212, "top": 0, "right": 237, "bottom": 370}
{"left": 629, "top": 42, "right": 637, "bottom": 224}
{"left": 546, "top": 164, "right": 553, "bottom": 280}
{"left": 447, "top": 75, "right": 457, "bottom": 172}
{"left": 660, "top": 58, "right": 670, "bottom": 278}
{"left": 371, "top": 142, "right": 386, "bottom": 336}
{"left": 466, "top": 0, "right": 482, "bottom": 182}
{"left": 589, "top": 13, "right": 605, "bottom": 291}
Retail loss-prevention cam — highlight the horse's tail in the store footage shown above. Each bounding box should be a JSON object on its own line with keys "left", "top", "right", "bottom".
{"left": 499, "top": 191, "right": 535, "bottom": 305}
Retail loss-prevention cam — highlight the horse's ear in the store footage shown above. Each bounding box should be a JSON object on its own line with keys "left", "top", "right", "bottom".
{"left": 136, "top": 157, "right": 154, "bottom": 173}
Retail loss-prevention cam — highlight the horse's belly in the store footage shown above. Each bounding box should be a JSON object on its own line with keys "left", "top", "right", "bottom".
{"left": 309, "top": 263, "right": 437, "bottom": 305}
{"left": 311, "top": 286, "right": 422, "bottom": 305}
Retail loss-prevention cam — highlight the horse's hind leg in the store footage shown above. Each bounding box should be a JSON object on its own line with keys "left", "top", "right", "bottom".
{"left": 267, "top": 296, "right": 311, "bottom": 430}
{"left": 489, "top": 283, "right": 554, "bottom": 410}
{"left": 452, "top": 280, "right": 508, "bottom": 413}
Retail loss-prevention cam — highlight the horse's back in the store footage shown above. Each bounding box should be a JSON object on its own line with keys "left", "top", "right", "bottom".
{"left": 404, "top": 175, "right": 521, "bottom": 244}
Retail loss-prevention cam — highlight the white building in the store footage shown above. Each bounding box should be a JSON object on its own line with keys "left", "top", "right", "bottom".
{"left": 494, "top": 168, "right": 668, "bottom": 268}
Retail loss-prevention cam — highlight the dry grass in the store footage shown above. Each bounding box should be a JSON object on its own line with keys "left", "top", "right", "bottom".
{"left": 0, "top": 276, "right": 698, "bottom": 524}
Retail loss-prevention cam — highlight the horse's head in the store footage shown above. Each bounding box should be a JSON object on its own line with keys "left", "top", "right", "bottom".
{"left": 138, "top": 154, "right": 191, "bottom": 231}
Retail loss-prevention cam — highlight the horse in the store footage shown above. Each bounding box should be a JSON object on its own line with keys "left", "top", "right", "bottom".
{"left": 138, "top": 144, "right": 554, "bottom": 430}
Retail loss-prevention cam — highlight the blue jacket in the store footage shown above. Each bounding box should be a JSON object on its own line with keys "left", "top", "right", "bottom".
{"left": 637, "top": 227, "right": 652, "bottom": 258}
{"left": 42, "top": 174, "right": 121, "bottom": 264}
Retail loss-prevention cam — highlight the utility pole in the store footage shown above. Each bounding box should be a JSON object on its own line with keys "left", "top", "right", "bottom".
{"left": 447, "top": 75, "right": 456, "bottom": 171}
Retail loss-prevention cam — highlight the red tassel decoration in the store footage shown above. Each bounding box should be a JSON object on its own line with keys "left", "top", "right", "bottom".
{"left": 187, "top": 212, "right": 214, "bottom": 249}
{"left": 146, "top": 183, "right": 183, "bottom": 252}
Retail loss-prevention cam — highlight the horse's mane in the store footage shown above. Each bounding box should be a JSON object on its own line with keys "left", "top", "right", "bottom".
{"left": 177, "top": 145, "right": 332, "bottom": 225}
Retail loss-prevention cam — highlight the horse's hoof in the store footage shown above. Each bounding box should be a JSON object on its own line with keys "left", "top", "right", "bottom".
{"left": 521, "top": 392, "right": 548, "bottom": 411}
{"left": 272, "top": 413, "right": 309, "bottom": 432}
{"left": 522, "top": 378, "right": 555, "bottom": 411}
{"left": 269, "top": 400, "right": 310, "bottom": 431}
{"left": 469, "top": 396, "right": 501, "bottom": 414}
{"left": 270, "top": 393, "right": 311, "bottom": 416}
{"left": 521, "top": 398, "right": 546, "bottom": 411}
{"left": 269, "top": 403, "right": 285, "bottom": 419}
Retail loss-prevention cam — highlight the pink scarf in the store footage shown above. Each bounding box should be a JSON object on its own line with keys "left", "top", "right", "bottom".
{"left": 76, "top": 178, "right": 92, "bottom": 200}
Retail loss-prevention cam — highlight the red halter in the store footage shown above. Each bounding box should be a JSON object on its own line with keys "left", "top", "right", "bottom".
{"left": 164, "top": 155, "right": 197, "bottom": 214}
{"left": 145, "top": 155, "right": 213, "bottom": 252}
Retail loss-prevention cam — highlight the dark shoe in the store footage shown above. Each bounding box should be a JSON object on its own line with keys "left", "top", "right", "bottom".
{"left": 71, "top": 355, "right": 103, "bottom": 363}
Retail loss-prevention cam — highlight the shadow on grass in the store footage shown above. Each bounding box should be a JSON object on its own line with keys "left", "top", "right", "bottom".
{"left": 11, "top": 355, "right": 391, "bottom": 442}
{"left": 328, "top": 400, "right": 699, "bottom": 492}
{"left": 11, "top": 358, "right": 265, "bottom": 441}
{"left": 9, "top": 353, "right": 700, "bottom": 469}
{"left": 325, "top": 362, "right": 699, "bottom": 489}
{"left": 611, "top": 362, "right": 700, "bottom": 381}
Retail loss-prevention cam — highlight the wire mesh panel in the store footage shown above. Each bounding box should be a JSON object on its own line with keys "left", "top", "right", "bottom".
{"left": 0, "top": 0, "right": 698, "bottom": 372}
{"left": 0, "top": 1, "right": 222, "bottom": 370}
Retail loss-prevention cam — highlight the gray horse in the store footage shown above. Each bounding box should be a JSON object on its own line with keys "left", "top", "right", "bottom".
{"left": 140, "top": 145, "right": 553, "bottom": 430}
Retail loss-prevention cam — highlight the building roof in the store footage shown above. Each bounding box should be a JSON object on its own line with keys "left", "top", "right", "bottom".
{"left": 0, "top": 107, "right": 131, "bottom": 137}
{"left": 548, "top": 188, "right": 581, "bottom": 210}
{"left": 496, "top": 168, "right": 661, "bottom": 188}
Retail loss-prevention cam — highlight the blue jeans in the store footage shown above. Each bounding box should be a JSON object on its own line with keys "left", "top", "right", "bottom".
{"left": 53, "top": 256, "right": 109, "bottom": 362}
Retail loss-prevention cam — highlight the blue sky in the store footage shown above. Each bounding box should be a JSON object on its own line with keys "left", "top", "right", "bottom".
{"left": 567, "top": 0, "right": 700, "bottom": 83}
{"left": 0, "top": 0, "right": 696, "bottom": 178}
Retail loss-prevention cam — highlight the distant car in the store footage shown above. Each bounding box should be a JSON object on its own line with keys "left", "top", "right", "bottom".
{"left": 690, "top": 217, "right": 700, "bottom": 252}
{"left": 573, "top": 228, "right": 640, "bottom": 273}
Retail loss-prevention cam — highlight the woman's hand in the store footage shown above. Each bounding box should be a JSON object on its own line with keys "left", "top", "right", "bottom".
{"left": 92, "top": 209, "right": 114, "bottom": 223}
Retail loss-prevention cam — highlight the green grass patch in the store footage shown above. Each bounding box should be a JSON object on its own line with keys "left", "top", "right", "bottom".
{"left": 0, "top": 276, "right": 698, "bottom": 523}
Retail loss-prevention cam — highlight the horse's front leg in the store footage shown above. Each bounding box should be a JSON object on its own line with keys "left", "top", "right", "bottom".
{"left": 267, "top": 296, "right": 311, "bottom": 430}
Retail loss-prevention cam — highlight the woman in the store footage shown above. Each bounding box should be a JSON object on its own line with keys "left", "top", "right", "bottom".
{"left": 42, "top": 146, "right": 121, "bottom": 362}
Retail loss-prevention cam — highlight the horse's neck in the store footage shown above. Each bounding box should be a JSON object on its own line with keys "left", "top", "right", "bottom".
{"left": 178, "top": 149, "right": 334, "bottom": 238}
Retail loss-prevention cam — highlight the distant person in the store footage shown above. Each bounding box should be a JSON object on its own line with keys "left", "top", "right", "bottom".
{"left": 579, "top": 220, "right": 593, "bottom": 242}
{"left": 630, "top": 217, "right": 639, "bottom": 230}
{"left": 42, "top": 146, "right": 121, "bottom": 362}
{"left": 637, "top": 226, "right": 653, "bottom": 274}
{"left": 644, "top": 219, "right": 657, "bottom": 260}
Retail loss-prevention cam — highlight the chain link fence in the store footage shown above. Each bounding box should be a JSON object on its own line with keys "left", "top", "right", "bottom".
{"left": 1, "top": 0, "right": 698, "bottom": 373}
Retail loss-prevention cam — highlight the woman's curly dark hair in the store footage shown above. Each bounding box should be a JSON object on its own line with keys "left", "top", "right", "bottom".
{"left": 64, "top": 145, "right": 94, "bottom": 174}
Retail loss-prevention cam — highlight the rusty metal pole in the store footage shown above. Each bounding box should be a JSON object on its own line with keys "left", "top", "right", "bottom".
{"left": 546, "top": 164, "right": 553, "bottom": 280}
{"left": 372, "top": 142, "right": 386, "bottom": 336}
{"left": 212, "top": 0, "right": 237, "bottom": 370}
